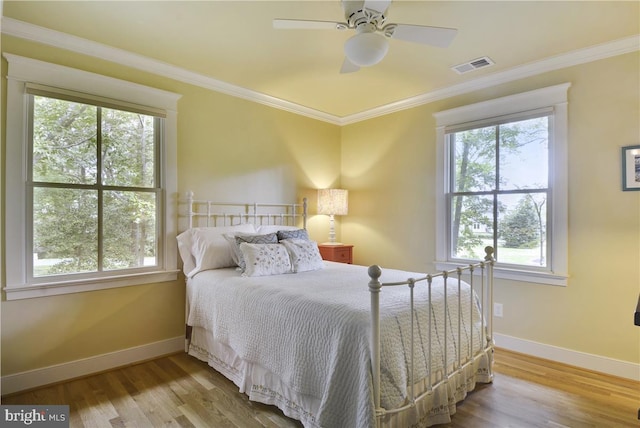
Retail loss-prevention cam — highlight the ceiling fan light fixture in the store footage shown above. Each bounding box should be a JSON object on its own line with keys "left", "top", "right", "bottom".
{"left": 344, "top": 32, "right": 389, "bottom": 67}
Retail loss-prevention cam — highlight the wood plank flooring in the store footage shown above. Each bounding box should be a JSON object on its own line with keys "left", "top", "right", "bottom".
{"left": 2, "top": 348, "right": 639, "bottom": 427}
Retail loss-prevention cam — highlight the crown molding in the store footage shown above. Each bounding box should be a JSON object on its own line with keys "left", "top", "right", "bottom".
{"left": 2, "top": 17, "right": 638, "bottom": 126}
{"left": 1, "top": 17, "right": 343, "bottom": 125}
{"left": 340, "top": 34, "right": 640, "bottom": 125}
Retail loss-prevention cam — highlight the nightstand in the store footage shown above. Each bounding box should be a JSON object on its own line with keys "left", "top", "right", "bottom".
{"left": 318, "top": 244, "right": 353, "bottom": 264}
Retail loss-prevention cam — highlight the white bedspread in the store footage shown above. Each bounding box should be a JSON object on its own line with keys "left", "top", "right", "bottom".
{"left": 186, "top": 262, "right": 486, "bottom": 428}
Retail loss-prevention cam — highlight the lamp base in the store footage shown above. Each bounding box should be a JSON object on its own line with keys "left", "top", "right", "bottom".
{"left": 325, "top": 214, "right": 341, "bottom": 246}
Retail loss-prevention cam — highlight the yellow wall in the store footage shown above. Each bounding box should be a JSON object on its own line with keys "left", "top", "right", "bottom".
{"left": 0, "top": 36, "right": 342, "bottom": 375}
{"left": 341, "top": 52, "right": 640, "bottom": 365}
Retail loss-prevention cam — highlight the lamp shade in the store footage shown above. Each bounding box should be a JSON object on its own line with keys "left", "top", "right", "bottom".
{"left": 318, "top": 189, "right": 348, "bottom": 216}
{"left": 344, "top": 32, "right": 389, "bottom": 67}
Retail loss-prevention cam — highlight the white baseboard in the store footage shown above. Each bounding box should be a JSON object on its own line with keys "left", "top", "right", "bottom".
{"left": 494, "top": 333, "right": 640, "bottom": 381}
{"left": 3, "top": 334, "right": 636, "bottom": 396}
{"left": 1, "top": 336, "right": 184, "bottom": 396}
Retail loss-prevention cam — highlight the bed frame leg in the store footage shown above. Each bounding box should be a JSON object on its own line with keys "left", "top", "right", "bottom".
{"left": 185, "top": 325, "right": 192, "bottom": 352}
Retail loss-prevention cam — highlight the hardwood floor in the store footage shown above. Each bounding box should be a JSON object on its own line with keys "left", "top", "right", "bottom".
{"left": 447, "top": 349, "right": 640, "bottom": 427}
{"left": 2, "top": 348, "right": 639, "bottom": 427}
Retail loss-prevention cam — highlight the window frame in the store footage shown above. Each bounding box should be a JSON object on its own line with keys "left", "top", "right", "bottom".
{"left": 434, "top": 84, "right": 570, "bottom": 286}
{"left": 27, "top": 92, "right": 165, "bottom": 283}
{"left": 3, "top": 53, "right": 182, "bottom": 300}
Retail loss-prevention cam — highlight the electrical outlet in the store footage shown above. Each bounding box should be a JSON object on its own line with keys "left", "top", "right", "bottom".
{"left": 494, "top": 303, "right": 503, "bottom": 318}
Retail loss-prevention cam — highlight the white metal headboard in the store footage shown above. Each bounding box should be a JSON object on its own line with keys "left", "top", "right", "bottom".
{"left": 183, "top": 191, "right": 307, "bottom": 230}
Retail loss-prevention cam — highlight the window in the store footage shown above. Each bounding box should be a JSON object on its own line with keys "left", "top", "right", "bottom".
{"left": 434, "top": 84, "right": 570, "bottom": 286}
{"left": 30, "top": 91, "right": 161, "bottom": 278}
{"left": 448, "top": 114, "right": 550, "bottom": 266}
{"left": 4, "top": 54, "right": 181, "bottom": 299}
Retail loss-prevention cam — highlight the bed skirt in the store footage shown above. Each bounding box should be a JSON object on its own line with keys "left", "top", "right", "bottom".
{"left": 378, "top": 348, "right": 493, "bottom": 427}
{"left": 187, "top": 326, "right": 493, "bottom": 428}
{"left": 188, "top": 326, "right": 324, "bottom": 426}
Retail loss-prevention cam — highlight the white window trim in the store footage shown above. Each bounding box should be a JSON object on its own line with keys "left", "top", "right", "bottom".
{"left": 3, "top": 53, "right": 182, "bottom": 300}
{"left": 433, "top": 83, "right": 570, "bottom": 286}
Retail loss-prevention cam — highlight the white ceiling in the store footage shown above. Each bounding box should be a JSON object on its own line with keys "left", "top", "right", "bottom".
{"left": 2, "top": 1, "right": 639, "bottom": 123}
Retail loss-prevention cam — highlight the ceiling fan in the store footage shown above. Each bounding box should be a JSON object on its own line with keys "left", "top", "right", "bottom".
{"left": 273, "top": 0, "right": 458, "bottom": 73}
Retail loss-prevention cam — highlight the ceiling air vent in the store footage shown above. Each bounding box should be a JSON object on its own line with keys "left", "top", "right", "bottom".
{"left": 452, "top": 56, "right": 495, "bottom": 75}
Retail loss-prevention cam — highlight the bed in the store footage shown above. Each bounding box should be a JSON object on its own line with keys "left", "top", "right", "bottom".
{"left": 177, "top": 193, "right": 494, "bottom": 428}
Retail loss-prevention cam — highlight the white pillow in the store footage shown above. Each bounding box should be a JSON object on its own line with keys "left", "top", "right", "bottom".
{"left": 256, "top": 225, "right": 301, "bottom": 234}
{"left": 240, "top": 243, "right": 292, "bottom": 277}
{"left": 177, "top": 230, "right": 196, "bottom": 275}
{"left": 281, "top": 239, "right": 324, "bottom": 273}
{"left": 187, "top": 224, "right": 256, "bottom": 277}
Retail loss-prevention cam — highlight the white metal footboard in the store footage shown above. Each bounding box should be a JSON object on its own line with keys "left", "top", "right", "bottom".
{"left": 368, "top": 246, "right": 495, "bottom": 425}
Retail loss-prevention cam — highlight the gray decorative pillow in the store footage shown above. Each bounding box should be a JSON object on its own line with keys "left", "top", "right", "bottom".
{"left": 277, "top": 228, "right": 309, "bottom": 241}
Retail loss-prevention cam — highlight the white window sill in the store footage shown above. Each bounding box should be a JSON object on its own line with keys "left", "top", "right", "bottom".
{"left": 3, "top": 270, "right": 180, "bottom": 300}
{"left": 434, "top": 261, "right": 568, "bottom": 287}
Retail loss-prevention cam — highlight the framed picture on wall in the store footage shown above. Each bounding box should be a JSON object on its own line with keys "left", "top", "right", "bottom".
{"left": 622, "top": 145, "right": 640, "bottom": 191}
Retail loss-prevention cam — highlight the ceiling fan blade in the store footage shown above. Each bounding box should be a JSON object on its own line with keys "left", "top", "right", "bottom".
{"left": 340, "top": 57, "right": 360, "bottom": 74}
{"left": 363, "top": 0, "right": 392, "bottom": 13}
{"left": 387, "top": 24, "right": 457, "bottom": 48}
{"left": 273, "top": 19, "right": 346, "bottom": 30}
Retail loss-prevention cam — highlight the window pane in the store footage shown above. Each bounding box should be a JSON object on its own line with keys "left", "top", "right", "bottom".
{"left": 451, "top": 194, "right": 493, "bottom": 260}
{"left": 103, "top": 191, "right": 157, "bottom": 270}
{"left": 102, "top": 109, "right": 156, "bottom": 188}
{"left": 499, "top": 117, "right": 549, "bottom": 190}
{"left": 33, "top": 187, "right": 98, "bottom": 276}
{"left": 32, "top": 96, "right": 97, "bottom": 184}
{"left": 497, "top": 193, "right": 547, "bottom": 267}
{"left": 452, "top": 126, "right": 496, "bottom": 192}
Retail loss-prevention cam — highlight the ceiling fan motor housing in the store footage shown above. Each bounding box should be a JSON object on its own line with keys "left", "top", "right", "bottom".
{"left": 347, "top": 8, "right": 386, "bottom": 30}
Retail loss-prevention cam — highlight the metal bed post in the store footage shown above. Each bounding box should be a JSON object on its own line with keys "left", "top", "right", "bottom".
{"left": 408, "top": 278, "right": 416, "bottom": 405}
{"left": 186, "top": 191, "right": 194, "bottom": 229}
{"left": 184, "top": 190, "right": 194, "bottom": 352}
{"left": 302, "top": 197, "right": 308, "bottom": 229}
{"left": 468, "top": 264, "right": 475, "bottom": 358}
{"left": 443, "top": 270, "right": 448, "bottom": 382}
{"left": 484, "top": 246, "right": 495, "bottom": 351}
{"left": 456, "top": 267, "right": 463, "bottom": 370}
{"left": 368, "top": 265, "right": 383, "bottom": 423}
{"left": 253, "top": 203, "right": 258, "bottom": 225}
